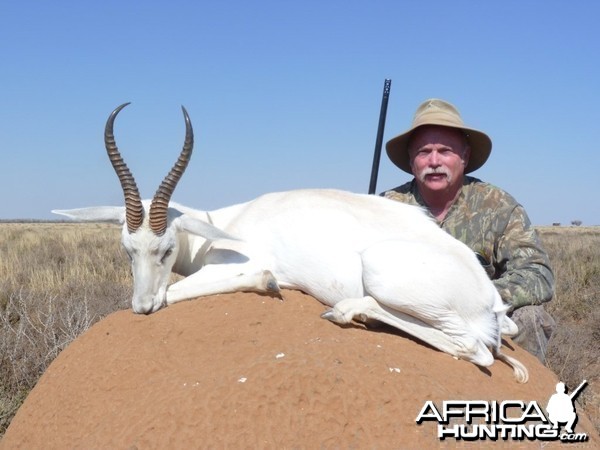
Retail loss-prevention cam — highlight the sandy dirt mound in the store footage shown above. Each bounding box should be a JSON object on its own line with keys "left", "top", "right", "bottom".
{"left": 2, "top": 290, "right": 598, "bottom": 448}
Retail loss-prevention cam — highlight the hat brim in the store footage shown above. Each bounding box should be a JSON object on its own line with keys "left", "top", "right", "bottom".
{"left": 385, "top": 124, "right": 492, "bottom": 174}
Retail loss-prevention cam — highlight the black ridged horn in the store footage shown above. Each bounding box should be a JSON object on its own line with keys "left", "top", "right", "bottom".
{"left": 149, "top": 106, "right": 194, "bottom": 236}
{"left": 104, "top": 103, "right": 144, "bottom": 234}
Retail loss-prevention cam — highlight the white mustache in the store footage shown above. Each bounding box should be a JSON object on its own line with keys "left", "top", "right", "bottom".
{"left": 418, "top": 167, "right": 451, "bottom": 182}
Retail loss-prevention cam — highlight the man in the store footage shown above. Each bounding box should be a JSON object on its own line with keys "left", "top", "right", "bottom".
{"left": 382, "top": 98, "right": 555, "bottom": 363}
{"left": 546, "top": 382, "right": 577, "bottom": 433}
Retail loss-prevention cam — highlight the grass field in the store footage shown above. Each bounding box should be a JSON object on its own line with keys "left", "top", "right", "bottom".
{"left": 0, "top": 223, "right": 599, "bottom": 437}
{"left": 537, "top": 225, "right": 600, "bottom": 433}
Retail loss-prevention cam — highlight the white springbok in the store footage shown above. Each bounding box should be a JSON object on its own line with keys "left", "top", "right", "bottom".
{"left": 54, "top": 103, "right": 528, "bottom": 382}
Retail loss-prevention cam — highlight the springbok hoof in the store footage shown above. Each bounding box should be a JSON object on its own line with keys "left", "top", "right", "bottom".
{"left": 267, "top": 279, "right": 280, "bottom": 293}
{"left": 321, "top": 309, "right": 338, "bottom": 322}
{"left": 321, "top": 311, "right": 332, "bottom": 321}
{"left": 261, "top": 270, "right": 280, "bottom": 293}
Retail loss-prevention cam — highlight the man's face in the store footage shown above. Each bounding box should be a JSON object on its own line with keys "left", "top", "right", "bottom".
{"left": 408, "top": 125, "right": 470, "bottom": 193}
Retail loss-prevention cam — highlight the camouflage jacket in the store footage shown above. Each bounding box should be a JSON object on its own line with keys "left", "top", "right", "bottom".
{"left": 382, "top": 176, "right": 554, "bottom": 310}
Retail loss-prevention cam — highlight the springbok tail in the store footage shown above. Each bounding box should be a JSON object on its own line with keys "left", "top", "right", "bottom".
{"left": 494, "top": 349, "right": 529, "bottom": 383}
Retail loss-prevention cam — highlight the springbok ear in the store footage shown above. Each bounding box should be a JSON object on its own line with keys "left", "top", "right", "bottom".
{"left": 175, "top": 215, "right": 240, "bottom": 241}
{"left": 52, "top": 206, "right": 126, "bottom": 224}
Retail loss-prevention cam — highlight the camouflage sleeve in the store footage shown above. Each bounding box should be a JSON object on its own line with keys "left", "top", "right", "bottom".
{"left": 492, "top": 205, "right": 555, "bottom": 310}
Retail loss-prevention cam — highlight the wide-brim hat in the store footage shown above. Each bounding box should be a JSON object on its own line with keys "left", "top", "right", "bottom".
{"left": 385, "top": 99, "right": 492, "bottom": 174}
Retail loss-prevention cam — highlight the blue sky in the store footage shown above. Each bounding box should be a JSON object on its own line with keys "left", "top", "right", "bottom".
{"left": 1, "top": 1, "right": 598, "bottom": 225}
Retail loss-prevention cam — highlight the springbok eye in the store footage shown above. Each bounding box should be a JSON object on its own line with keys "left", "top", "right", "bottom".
{"left": 160, "top": 248, "right": 173, "bottom": 264}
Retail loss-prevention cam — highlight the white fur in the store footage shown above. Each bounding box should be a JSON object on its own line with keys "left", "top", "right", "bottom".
{"left": 54, "top": 188, "right": 528, "bottom": 382}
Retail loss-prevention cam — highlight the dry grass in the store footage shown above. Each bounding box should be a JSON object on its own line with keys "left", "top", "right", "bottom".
{"left": 0, "top": 223, "right": 598, "bottom": 437}
{"left": 539, "top": 226, "right": 600, "bottom": 433}
{"left": 0, "top": 223, "right": 131, "bottom": 435}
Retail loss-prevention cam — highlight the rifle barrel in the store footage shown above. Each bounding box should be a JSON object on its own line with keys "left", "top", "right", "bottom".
{"left": 569, "top": 379, "right": 588, "bottom": 400}
{"left": 368, "top": 79, "right": 392, "bottom": 195}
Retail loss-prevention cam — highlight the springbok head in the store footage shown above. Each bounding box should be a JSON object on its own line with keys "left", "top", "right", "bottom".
{"left": 54, "top": 103, "right": 233, "bottom": 314}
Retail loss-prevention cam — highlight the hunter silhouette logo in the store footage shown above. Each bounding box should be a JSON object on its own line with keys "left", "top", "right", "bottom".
{"left": 415, "top": 379, "right": 589, "bottom": 442}
{"left": 546, "top": 380, "right": 587, "bottom": 434}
